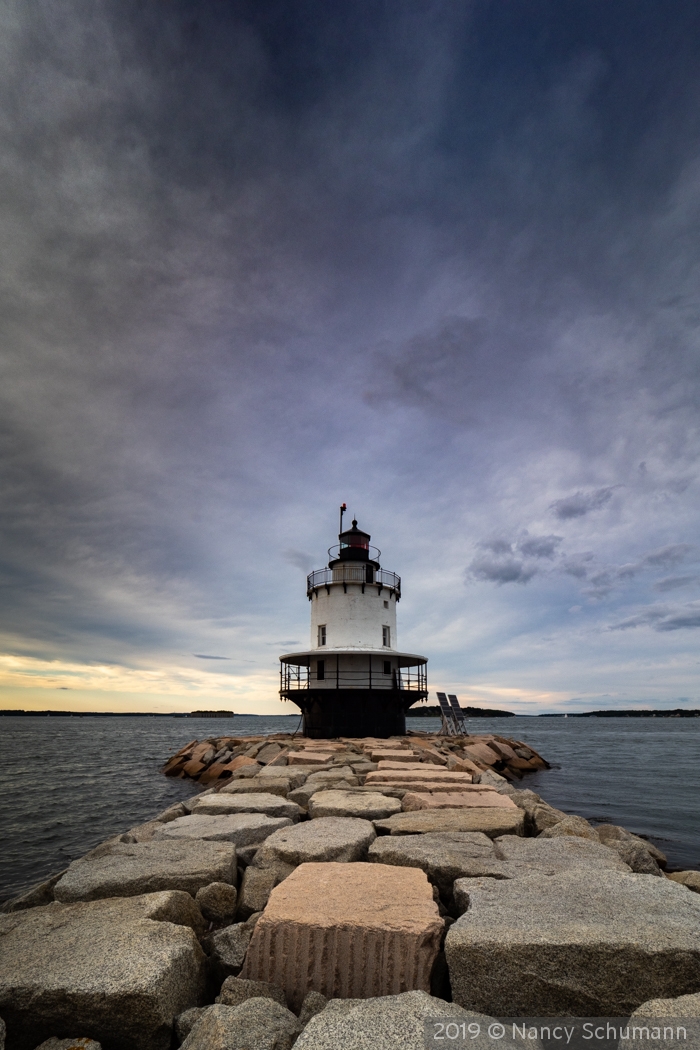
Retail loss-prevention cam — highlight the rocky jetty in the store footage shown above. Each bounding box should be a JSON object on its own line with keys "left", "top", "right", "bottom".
{"left": 1, "top": 731, "right": 699, "bottom": 1050}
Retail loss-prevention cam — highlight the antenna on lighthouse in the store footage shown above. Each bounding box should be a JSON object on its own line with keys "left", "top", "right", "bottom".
{"left": 339, "top": 503, "right": 347, "bottom": 534}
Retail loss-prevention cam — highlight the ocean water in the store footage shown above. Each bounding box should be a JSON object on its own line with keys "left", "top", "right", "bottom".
{"left": 0, "top": 713, "right": 698, "bottom": 903}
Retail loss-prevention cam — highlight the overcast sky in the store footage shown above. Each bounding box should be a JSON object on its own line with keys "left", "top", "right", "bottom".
{"left": 2, "top": 0, "right": 700, "bottom": 714}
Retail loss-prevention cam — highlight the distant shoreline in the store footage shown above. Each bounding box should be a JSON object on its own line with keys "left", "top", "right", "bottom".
{"left": 1, "top": 708, "right": 698, "bottom": 718}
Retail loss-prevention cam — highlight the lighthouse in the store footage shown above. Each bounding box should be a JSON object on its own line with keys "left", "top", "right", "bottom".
{"left": 280, "top": 510, "right": 428, "bottom": 738}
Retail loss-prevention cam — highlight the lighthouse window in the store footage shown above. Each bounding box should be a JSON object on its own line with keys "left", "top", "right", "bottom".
{"left": 317, "top": 660, "right": 325, "bottom": 680}
{"left": 383, "top": 600, "right": 389, "bottom": 608}
{"left": 318, "top": 624, "right": 326, "bottom": 646}
{"left": 382, "top": 626, "right": 390, "bottom": 647}
{"left": 383, "top": 661, "right": 391, "bottom": 675}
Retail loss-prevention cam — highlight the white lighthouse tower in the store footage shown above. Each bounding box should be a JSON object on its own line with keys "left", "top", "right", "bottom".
{"left": 280, "top": 510, "right": 428, "bottom": 738}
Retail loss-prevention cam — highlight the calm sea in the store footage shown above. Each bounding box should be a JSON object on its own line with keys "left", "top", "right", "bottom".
{"left": 0, "top": 714, "right": 698, "bottom": 903}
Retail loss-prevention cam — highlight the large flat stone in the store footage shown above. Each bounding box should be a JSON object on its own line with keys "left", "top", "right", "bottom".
{"left": 366, "top": 770, "right": 475, "bottom": 787}
{"left": 293, "top": 990, "right": 499, "bottom": 1050}
{"left": 288, "top": 751, "right": 334, "bottom": 765}
{"left": 376, "top": 760, "right": 432, "bottom": 770}
{"left": 241, "top": 863, "right": 443, "bottom": 1009}
{"left": 216, "top": 778, "right": 291, "bottom": 797}
{"left": 0, "top": 893, "right": 207, "bottom": 1050}
{"left": 252, "top": 817, "right": 376, "bottom": 868}
{"left": 370, "top": 750, "right": 418, "bottom": 763}
{"left": 368, "top": 832, "right": 502, "bottom": 898}
{"left": 494, "top": 834, "right": 633, "bottom": 875}
{"left": 308, "top": 790, "right": 402, "bottom": 821}
{"left": 153, "top": 813, "right": 293, "bottom": 847}
{"left": 374, "top": 808, "right": 525, "bottom": 838}
{"left": 446, "top": 870, "right": 700, "bottom": 1016}
{"left": 54, "top": 840, "right": 237, "bottom": 903}
{"left": 191, "top": 793, "right": 302, "bottom": 821}
{"left": 401, "top": 791, "right": 517, "bottom": 811}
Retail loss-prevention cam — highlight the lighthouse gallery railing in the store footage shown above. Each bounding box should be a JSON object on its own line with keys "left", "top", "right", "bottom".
{"left": 306, "top": 566, "right": 401, "bottom": 597}
{"left": 281, "top": 659, "right": 426, "bottom": 694}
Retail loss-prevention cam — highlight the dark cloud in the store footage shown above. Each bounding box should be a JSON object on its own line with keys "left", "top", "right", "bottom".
{"left": 550, "top": 487, "right": 618, "bottom": 520}
{"left": 608, "top": 602, "right": 700, "bottom": 632}
{"left": 642, "top": 544, "right": 697, "bottom": 568}
{"left": 1, "top": 1, "right": 699, "bottom": 706}
{"left": 467, "top": 554, "right": 538, "bottom": 586}
{"left": 517, "top": 534, "right": 563, "bottom": 559}
{"left": 193, "top": 654, "right": 230, "bottom": 660}
{"left": 653, "top": 575, "right": 699, "bottom": 593}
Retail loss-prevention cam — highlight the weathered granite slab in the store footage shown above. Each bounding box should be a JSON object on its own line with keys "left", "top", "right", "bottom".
{"left": 401, "top": 791, "right": 517, "bottom": 811}
{"left": 446, "top": 870, "right": 700, "bottom": 1016}
{"left": 308, "top": 790, "right": 402, "bottom": 821}
{"left": 153, "top": 813, "right": 292, "bottom": 847}
{"left": 0, "top": 892, "right": 207, "bottom": 1050}
{"left": 54, "top": 840, "right": 237, "bottom": 903}
{"left": 368, "top": 832, "right": 503, "bottom": 897}
{"left": 252, "top": 817, "right": 376, "bottom": 868}
{"left": 216, "top": 778, "right": 291, "bottom": 797}
{"left": 374, "top": 808, "right": 525, "bottom": 838}
{"left": 241, "top": 863, "right": 443, "bottom": 1010}
{"left": 191, "top": 793, "right": 302, "bottom": 821}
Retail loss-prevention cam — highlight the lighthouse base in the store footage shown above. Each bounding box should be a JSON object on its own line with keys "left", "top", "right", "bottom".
{"left": 286, "top": 689, "right": 424, "bottom": 739}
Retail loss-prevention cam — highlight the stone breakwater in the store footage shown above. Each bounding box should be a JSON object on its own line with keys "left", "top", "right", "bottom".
{"left": 0, "top": 732, "right": 698, "bottom": 1050}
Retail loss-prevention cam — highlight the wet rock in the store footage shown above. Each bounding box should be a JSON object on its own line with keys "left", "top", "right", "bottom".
{"left": 153, "top": 813, "right": 293, "bottom": 847}
{"left": 54, "top": 840, "right": 237, "bottom": 903}
{"left": 195, "top": 882, "right": 238, "bottom": 923}
{"left": 293, "top": 991, "right": 500, "bottom": 1050}
{"left": 0, "top": 892, "right": 207, "bottom": 1050}
{"left": 538, "top": 814, "right": 599, "bottom": 840}
{"left": 298, "top": 991, "right": 328, "bottom": 1027}
{"left": 181, "top": 1000, "right": 302, "bottom": 1050}
{"left": 308, "top": 790, "right": 401, "bottom": 821}
{"left": 191, "top": 793, "right": 302, "bottom": 822}
{"left": 368, "top": 832, "right": 503, "bottom": 899}
{"left": 446, "top": 870, "right": 700, "bottom": 1016}
{"left": 374, "top": 807, "right": 525, "bottom": 838}
{"left": 667, "top": 871, "right": 700, "bottom": 893}
{"left": 252, "top": 817, "right": 376, "bottom": 869}
{"left": 217, "top": 976, "right": 286, "bottom": 1008}
{"left": 241, "top": 862, "right": 443, "bottom": 1011}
